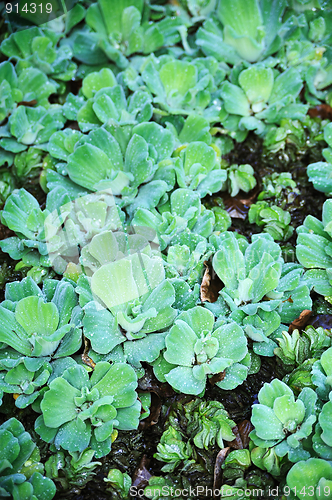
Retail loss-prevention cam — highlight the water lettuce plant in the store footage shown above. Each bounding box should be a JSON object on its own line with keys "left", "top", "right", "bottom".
{"left": 211, "top": 232, "right": 311, "bottom": 356}
{"left": 153, "top": 306, "right": 248, "bottom": 394}
{"left": 311, "top": 346, "right": 332, "bottom": 401}
{"left": 0, "top": 188, "right": 54, "bottom": 268}
{"left": 0, "top": 27, "right": 77, "bottom": 81}
{"left": 45, "top": 449, "right": 102, "bottom": 490}
{"left": 0, "top": 353, "right": 52, "bottom": 409}
{"left": 248, "top": 201, "right": 294, "bottom": 241}
{"left": 0, "top": 417, "right": 56, "bottom": 500}
{"left": 0, "top": 104, "right": 65, "bottom": 154}
{"left": 164, "top": 232, "right": 214, "bottom": 286}
{"left": 104, "top": 468, "right": 132, "bottom": 498}
{"left": 0, "top": 276, "right": 82, "bottom": 358}
{"left": 132, "top": 188, "right": 216, "bottom": 250}
{"left": 226, "top": 164, "right": 257, "bottom": 197}
{"left": 80, "top": 230, "right": 176, "bottom": 374}
{"left": 44, "top": 189, "right": 124, "bottom": 273}
{"left": 75, "top": 68, "right": 153, "bottom": 132}
{"left": 153, "top": 426, "right": 195, "bottom": 473}
{"left": 173, "top": 140, "right": 227, "bottom": 197}
{"left": 220, "top": 65, "right": 307, "bottom": 137}
{"left": 74, "top": 0, "right": 181, "bottom": 68}
{"left": 250, "top": 379, "right": 317, "bottom": 462}
{"left": 141, "top": 55, "right": 222, "bottom": 119}
{"left": 307, "top": 122, "right": 332, "bottom": 195}
{"left": 46, "top": 125, "right": 171, "bottom": 213}
{"left": 0, "top": 61, "right": 57, "bottom": 128}
{"left": 196, "top": 0, "right": 288, "bottom": 63}
{"left": 257, "top": 172, "right": 297, "bottom": 201}
{"left": 35, "top": 361, "right": 140, "bottom": 458}
{"left": 286, "top": 458, "right": 332, "bottom": 500}
{"left": 296, "top": 198, "right": 332, "bottom": 296}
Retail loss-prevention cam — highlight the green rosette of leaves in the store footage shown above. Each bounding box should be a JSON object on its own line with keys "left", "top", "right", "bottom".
{"left": 0, "top": 102, "right": 65, "bottom": 155}
{"left": 226, "top": 164, "right": 257, "bottom": 197}
{"left": 0, "top": 351, "right": 52, "bottom": 409}
{"left": 0, "top": 60, "right": 58, "bottom": 141}
{"left": 248, "top": 201, "right": 294, "bottom": 241}
{"left": 154, "top": 306, "right": 248, "bottom": 395}
{"left": 35, "top": 361, "right": 140, "bottom": 458}
{"left": 313, "top": 394, "right": 332, "bottom": 460}
{"left": 0, "top": 188, "right": 52, "bottom": 268}
{"left": 307, "top": 123, "right": 332, "bottom": 195}
{"left": 196, "top": 0, "right": 288, "bottom": 64}
{"left": 141, "top": 54, "right": 223, "bottom": 120}
{"left": 44, "top": 189, "right": 125, "bottom": 274}
{"left": 219, "top": 65, "right": 307, "bottom": 138}
{"left": 211, "top": 232, "right": 312, "bottom": 356}
{"left": 74, "top": 67, "right": 153, "bottom": 133}
{"left": 80, "top": 228, "right": 155, "bottom": 277}
{"left": 46, "top": 125, "right": 172, "bottom": 213}
{"left": 45, "top": 448, "right": 102, "bottom": 490}
{"left": 0, "top": 27, "right": 77, "bottom": 82}
{"left": 173, "top": 140, "right": 227, "bottom": 197}
{"left": 286, "top": 458, "right": 332, "bottom": 500}
{"left": 153, "top": 426, "right": 196, "bottom": 473}
{"left": 0, "top": 417, "right": 56, "bottom": 499}
{"left": 104, "top": 468, "right": 132, "bottom": 498}
{"left": 296, "top": 198, "right": 332, "bottom": 297}
{"left": 164, "top": 232, "right": 214, "bottom": 287}
{"left": 79, "top": 230, "right": 176, "bottom": 375}
{"left": 0, "top": 59, "right": 58, "bottom": 127}
{"left": 0, "top": 184, "right": 126, "bottom": 275}
{"left": 0, "top": 276, "right": 82, "bottom": 359}
{"left": 257, "top": 172, "right": 298, "bottom": 201}
{"left": 66, "top": 0, "right": 181, "bottom": 69}
{"left": 311, "top": 346, "right": 332, "bottom": 400}
{"left": 132, "top": 188, "right": 216, "bottom": 250}
{"left": 250, "top": 379, "right": 317, "bottom": 462}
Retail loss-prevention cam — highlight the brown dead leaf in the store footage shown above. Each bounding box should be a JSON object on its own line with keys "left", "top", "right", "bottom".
{"left": 308, "top": 104, "right": 332, "bottom": 120}
{"left": 223, "top": 197, "right": 250, "bottom": 220}
{"left": 81, "top": 336, "right": 96, "bottom": 369}
{"left": 225, "top": 425, "right": 243, "bottom": 450}
{"left": 213, "top": 447, "right": 230, "bottom": 495}
{"left": 139, "top": 392, "right": 162, "bottom": 430}
{"left": 237, "top": 420, "right": 254, "bottom": 449}
{"left": 132, "top": 455, "right": 152, "bottom": 490}
{"left": 209, "top": 371, "right": 226, "bottom": 386}
{"left": 223, "top": 183, "right": 260, "bottom": 220}
{"left": 17, "top": 99, "right": 37, "bottom": 107}
{"left": 288, "top": 309, "right": 312, "bottom": 334}
{"left": 200, "top": 262, "right": 221, "bottom": 303}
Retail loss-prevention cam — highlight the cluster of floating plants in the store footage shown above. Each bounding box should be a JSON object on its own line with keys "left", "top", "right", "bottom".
{"left": 1, "top": 0, "right": 332, "bottom": 498}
